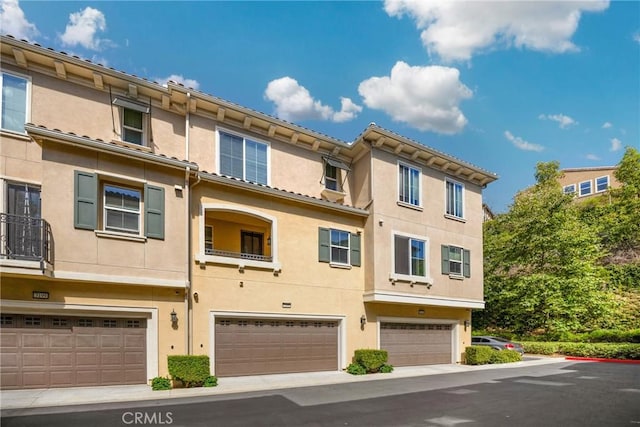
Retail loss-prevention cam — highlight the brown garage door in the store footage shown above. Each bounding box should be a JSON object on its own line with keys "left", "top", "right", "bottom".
{"left": 215, "top": 318, "right": 338, "bottom": 377}
{"left": 380, "top": 322, "right": 452, "bottom": 366}
{"left": 0, "top": 314, "right": 146, "bottom": 390}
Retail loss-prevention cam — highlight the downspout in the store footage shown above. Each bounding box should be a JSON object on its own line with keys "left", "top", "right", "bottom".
{"left": 185, "top": 92, "right": 192, "bottom": 355}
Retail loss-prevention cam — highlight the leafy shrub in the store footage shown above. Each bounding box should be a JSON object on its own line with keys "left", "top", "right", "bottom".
{"left": 203, "top": 375, "right": 218, "bottom": 387}
{"left": 522, "top": 342, "right": 640, "bottom": 359}
{"left": 490, "top": 350, "right": 522, "bottom": 364}
{"left": 379, "top": 364, "right": 394, "bottom": 373}
{"left": 168, "top": 355, "right": 211, "bottom": 388}
{"left": 464, "top": 346, "right": 494, "bottom": 365}
{"left": 353, "top": 349, "right": 388, "bottom": 373}
{"left": 151, "top": 376, "right": 172, "bottom": 391}
{"left": 346, "top": 362, "right": 367, "bottom": 375}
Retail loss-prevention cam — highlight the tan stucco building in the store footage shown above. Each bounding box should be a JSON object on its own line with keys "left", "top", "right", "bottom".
{"left": 558, "top": 166, "right": 620, "bottom": 200}
{"left": 0, "top": 35, "right": 497, "bottom": 389}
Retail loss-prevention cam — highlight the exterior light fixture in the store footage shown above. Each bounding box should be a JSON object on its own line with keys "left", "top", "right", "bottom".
{"left": 360, "top": 315, "right": 366, "bottom": 327}
{"left": 170, "top": 309, "right": 178, "bottom": 323}
{"left": 464, "top": 320, "right": 470, "bottom": 330}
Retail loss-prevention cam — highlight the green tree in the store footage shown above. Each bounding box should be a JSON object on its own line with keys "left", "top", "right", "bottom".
{"left": 479, "top": 161, "right": 616, "bottom": 334}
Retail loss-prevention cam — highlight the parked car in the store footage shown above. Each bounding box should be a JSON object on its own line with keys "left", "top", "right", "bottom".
{"left": 471, "top": 336, "right": 525, "bottom": 355}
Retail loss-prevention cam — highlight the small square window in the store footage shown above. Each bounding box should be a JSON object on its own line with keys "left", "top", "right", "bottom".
{"left": 579, "top": 180, "right": 592, "bottom": 196}
{"left": 104, "top": 184, "right": 141, "bottom": 235}
{"left": 126, "top": 320, "right": 141, "bottom": 328}
{"left": 24, "top": 316, "right": 41, "bottom": 327}
{"left": 563, "top": 184, "right": 576, "bottom": 195}
{"left": 394, "top": 235, "right": 426, "bottom": 277}
{"left": 596, "top": 176, "right": 609, "bottom": 193}
{"left": 103, "top": 319, "right": 117, "bottom": 328}
{"left": 78, "top": 319, "right": 94, "bottom": 327}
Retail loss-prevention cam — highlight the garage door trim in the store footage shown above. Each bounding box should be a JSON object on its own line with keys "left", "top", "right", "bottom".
{"left": 377, "top": 316, "right": 459, "bottom": 364}
{"left": 0, "top": 299, "right": 158, "bottom": 381}
{"left": 209, "top": 311, "right": 346, "bottom": 376}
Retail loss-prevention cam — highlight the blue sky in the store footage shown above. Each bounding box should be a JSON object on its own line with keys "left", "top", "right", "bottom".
{"left": 2, "top": 0, "right": 639, "bottom": 213}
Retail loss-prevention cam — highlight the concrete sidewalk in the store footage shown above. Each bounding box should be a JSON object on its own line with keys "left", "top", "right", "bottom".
{"left": 0, "top": 357, "right": 569, "bottom": 411}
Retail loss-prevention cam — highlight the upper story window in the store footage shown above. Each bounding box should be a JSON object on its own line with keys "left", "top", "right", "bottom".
{"left": 318, "top": 227, "right": 361, "bottom": 267}
{"left": 441, "top": 245, "right": 470, "bottom": 278}
{"left": 112, "top": 97, "right": 150, "bottom": 146}
{"left": 1, "top": 72, "right": 29, "bottom": 134}
{"left": 394, "top": 234, "right": 426, "bottom": 277}
{"left": 104, "top": 184, "right": 141, "bottom": 235}
{"left": 322, "top": 157, "right": 350, "bottom": 192}
{"left": 398, "top": 163, "right": 421, "bottom": 207}
{"left": 563, "top": 184, "right": 576, "bottom": 195}
{"left": 74, "top": 170, "right": 165, "bottom": 240}
{"left": 579, "top": 180, "right": 592, "bottom": 197}
{"left": 218, "top": 130, "right": 268, "bottom": 185}
{"left": 445, "top": 179, "right": 464, "bottom": 219}
{"left": 596, "top": 176, "right": 609, "bottom": 193}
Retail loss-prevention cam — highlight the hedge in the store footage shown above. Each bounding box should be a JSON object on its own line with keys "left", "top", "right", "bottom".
{"left": 167, "top": 355, "right": 212, "bottom": 387}
{"left": 521, "top": 342, "right": 640, "bottom": 360}
{"left": 347, "top": 349, "right": 393, "bottom": 375}
{"left": 465, "top": 346, "right": 522, "bottom": 365}
{"left": 474, "top": 329, "right": 640, "bottom": 343}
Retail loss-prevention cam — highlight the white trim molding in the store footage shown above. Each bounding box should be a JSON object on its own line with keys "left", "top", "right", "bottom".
{"left": 208, "top": 310, "right": 347, "bottom": 375}
{"left": 364, "top": 290, "right": 485, "bottom": 309}
{"left": 53, "top": 270, "right": 188, "bottom": 288}
{"left": 0, "top": 299, "right": 159, "bottom": 380}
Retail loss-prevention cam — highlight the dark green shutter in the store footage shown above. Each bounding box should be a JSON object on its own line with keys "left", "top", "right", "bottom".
{"left": 441, "top": 245, "right": 450, "bottom": 274}
{"left": 318, "top": 227, "right": 330, "bottom": 262}
{"left": 145, "top": 184, "right": 164, "bottom": 240}
{"left": 463, "top": 249, "right": 471, "bottom": 278}
{"left": 74, "top": 170, "right": 97, "bottom": 230}
{"left": 350, "top": 233, "right": 361, "bottom": 267}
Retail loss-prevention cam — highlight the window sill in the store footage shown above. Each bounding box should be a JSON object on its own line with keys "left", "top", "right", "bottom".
{"left": 1, "top": 129, "right": 31, "bottom": 140}
{"left": 195, "top": 254, "right": 281, "bottom": 272}
{"left": 95, "top": 230, "right": 147, "bottom": 243}
{"left": 110, "top": 139, "right": 152, "bottom": 152}
{"left": 389, "top": 272, "right": 433, "bottom": 285}
{"left": 444, "top": 214, "right": 466, "bottom": 223}
{"left": 329, "top": 262, "right": 352, "bottom": 270}
{"left": 321, "top": 188, "right": 346, "bottom": 203}
{"left": 449, "top": 274, "right": 465, "bottom": 281}
{"left": 397, "top": 201, "right": 423, "bottom": 211}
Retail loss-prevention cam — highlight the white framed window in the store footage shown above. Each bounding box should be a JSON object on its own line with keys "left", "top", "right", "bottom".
{"left": 563, "top": 184, "right": 576, "bottom": 195}
{"left": 596, "top": 176, "right": 609, "bottom": 193}
{"left": 398, "top": 162, "right": 421, "bottom": 207}
{"left": 330, "top": 229, "right": 350, "bottom": 265}
{"left": 325, "top": 163, "right": 339, "bottom": 191}
{"left": 103, "top": 184, "right": 141, "bottom": 235}
{"left": 122, "top": 108, "right": 145, "bottom": 145}
{"left": 394, "top": 234, "right": 427, "bottom": 277}
{"left": 445, "top": 179, "right": 464, "bottom": 219}
{"left": 218, "top": 130, "right": 269, "bottom": 185}
{"left": 204, "top": 225, "right": 213, "bottom": 253}
{"left": 579, "top": 180, "right": 592, "bottom": 196}
{"left": 441, "top": 245, "right": 470, "bottom": 278}
{"left": 1, "top": 71, "right": 30, "bottom": 134}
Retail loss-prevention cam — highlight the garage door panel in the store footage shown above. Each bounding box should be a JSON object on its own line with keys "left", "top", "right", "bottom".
{"left": 0, "top": 315, "right": 147, "bottom": 389}
{"left": 381, "top": 322, "right": 453, "bottom": 367}
{"left": 215, "top": 318, "right": 338, "bottom": 377}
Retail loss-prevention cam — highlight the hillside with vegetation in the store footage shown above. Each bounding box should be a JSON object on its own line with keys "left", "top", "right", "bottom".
{"left": 476, "top": 147, "right": 640, "bottom": 338}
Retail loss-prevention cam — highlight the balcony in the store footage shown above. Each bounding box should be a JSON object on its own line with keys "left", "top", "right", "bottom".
{"left": 0, "top": 213, "right": 54, "bottom": 271}
{"left": 196, "top": 207, "right": 280, "bottom": 272}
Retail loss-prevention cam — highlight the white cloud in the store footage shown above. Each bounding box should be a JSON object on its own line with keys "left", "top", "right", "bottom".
{"left": 358, "top": 61, "right": 471, "bottom": 134}
{"left": 634, "top": 32, "right": 640, "bottom": 44}
{"left": 538, "top": 113, "right": 578, "bottom": 129}
{"left": 0, "top": 0, "right": 38, "bottom": 40}
{"left": 586, "top": 154, "right": 600, "bottom": 161}
{"left": 60, "top": 7, "right": 111, "bottom": 50}
{"left": 264, "top": 77, "right": 362, "bottom": 123}
{"left": 601, "top": 121, "right": 612, "bottom": 129}
{"left": 610, "top": 137, "right": 622, "bottom": 151}
{"left": 156, "top": 74, "right": 200, "bottom": 90}
{"left": 504, "top": 130, "right": 544, "bottom": 152}
{"left": 384, "top": 0, "right": 609, "bottom": 62}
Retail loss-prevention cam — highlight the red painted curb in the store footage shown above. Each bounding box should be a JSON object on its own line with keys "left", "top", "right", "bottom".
{"left": 564, "top": 356, "right": 640, "bottom": 364}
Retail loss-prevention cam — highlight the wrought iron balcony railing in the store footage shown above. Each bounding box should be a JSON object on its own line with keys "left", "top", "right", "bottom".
{"left": 205, "top": 248, "right": 272, "bottom": 262}
{"left": 0, "top": 213, "right": 54, "bottom": 267}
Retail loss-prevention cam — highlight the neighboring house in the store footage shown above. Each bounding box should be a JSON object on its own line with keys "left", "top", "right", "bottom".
{"left": 0, "top": 35, "right": 497, "bottom": 389}
{"left": 559, "top": 166, "right": 620, "bottom": 200}
{"left": 482, "top": 203, "right": 495, "bottom": 222}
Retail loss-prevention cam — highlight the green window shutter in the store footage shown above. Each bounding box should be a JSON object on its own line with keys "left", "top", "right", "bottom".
{"left": 463, "top": 249, "right": 471, "bottom": 278}
{"left": 318, "top": 227, "right": 330, "bottom": 262}
{"left": 74, "top": 170, "right": 97, "bottom": 230}
{"left": 145, "top": 184, "right": 164, "bottom": 240}
{"left": 441, "top": 245, "right": 450, "bottom": 274}
{"left": 350, "top": 233, "right": 361, "bottom": 267}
